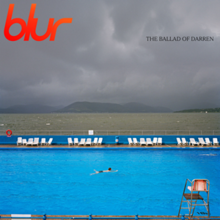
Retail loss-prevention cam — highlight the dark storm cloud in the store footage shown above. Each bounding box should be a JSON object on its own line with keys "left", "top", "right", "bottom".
{"left": 0, "top": 0, "right": 220, "bottom": 110}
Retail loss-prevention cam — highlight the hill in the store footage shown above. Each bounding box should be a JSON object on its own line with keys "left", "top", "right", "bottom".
{"left": 56, "top": 102, "right": 172, "bottom": 113}
{"left": 0, "top": 104, "right": 62, "bottom": 114}
{"left": 174, "top": 108, "right": 220, "bottom": 113}
{"left": 0, "top": 102, "right": 172, "bottom": 113}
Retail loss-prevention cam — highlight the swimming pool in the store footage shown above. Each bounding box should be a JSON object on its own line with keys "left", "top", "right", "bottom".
{"left": 0, "top": 149, "right": 219, "bottom": 216}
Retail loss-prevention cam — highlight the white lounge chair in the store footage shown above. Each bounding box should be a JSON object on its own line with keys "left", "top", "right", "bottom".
{"left": 140, "top": 138, "right": 146, "bottom": 146}
{"left": 182, "top": 138, "right": 188, "bottom": 145}
{"left": 189, "top": 138, "right": 198, "bottom": 146}
{"left": 27, "top": 138, "right": 34, "bottom": 146}
{"left": 198, "top": 138, "right": 206, "bottom": 146}
{"left": 98, "top": 138, "right": 103, "bottom": 145}
{"left": 158, "top": 138, "right": 162, "bottom": 145}
{"left": 93, "top": 137, "right": 98, "bottom": 145}
{"left": 68, "top": 137, "right": 73, "bottom": 146}
{"left": 213, "top": 138, "right": 219, "bottom": 146}
{"left": 177, "top": 138, "right": 182, "bottom": 145}
{"left": 74, "top": 138, "right": 79, "bottom": 145}
{"left": 146, "top": 138, "right": 153, "bottom": 146}
{"left": 153, "top": 137, "right": 157, "bottom": 145}
{"left": 133, "top": 138, "right": 139, "bottom": 145}
{"left": 41, "top": 138, "right": 46, "bottom": 145}
{"left": 17, "top": 137, "right": 22, "bottom": 145}
{"left": 33, "top": 138, "right": 39, "bottom": 146}
{"left": 205, "top": 138, "right": 212, "bottom": 146}
{"left": 47, "top": 138, "right": 53, "bottom": 145}
{"left": 22, "top": 139, "right": 27, "bottom": 145}
{"left": 79, "top": 138, "right": 86, "bottom": 146}
{"left": 128, "top": 138, "right": 133, "bottom": 145}
{"left": 85, "top": 138, "right": 92, "bottom": 146}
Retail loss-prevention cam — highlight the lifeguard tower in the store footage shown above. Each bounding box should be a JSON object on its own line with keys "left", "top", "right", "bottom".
{"left": 178, "top": 179, "right": 210, "bottom": 217}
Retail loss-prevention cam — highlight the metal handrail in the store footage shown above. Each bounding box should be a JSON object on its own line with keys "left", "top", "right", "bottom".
{"left": 0, "top": 130, "right": 220, "bottom": 136}
{"left": 1, "top": 216, "right": 220, "bottom": 220}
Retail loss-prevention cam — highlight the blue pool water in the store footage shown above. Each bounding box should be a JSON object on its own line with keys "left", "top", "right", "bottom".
{"left": 0, "top": 149, "right": 219, "bottom": 216}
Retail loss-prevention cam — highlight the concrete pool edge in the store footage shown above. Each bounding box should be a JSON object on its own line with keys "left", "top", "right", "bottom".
{"left": 0, "top": 144, "right": 220, "bottom": 150}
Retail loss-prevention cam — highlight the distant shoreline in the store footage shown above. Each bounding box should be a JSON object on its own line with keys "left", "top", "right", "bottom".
{"left": 175, "top": 108, "right": 220, "bottom": 113}
{"left": 1, "top": 112, "right": 220, "bottom": 114}
{"left": 1, "top": 101, "right": 219, "bottom": 113}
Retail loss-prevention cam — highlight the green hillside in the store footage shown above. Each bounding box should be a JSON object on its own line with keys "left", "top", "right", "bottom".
{"left": 56, "top": 102, "right": 172, "bottom": 113}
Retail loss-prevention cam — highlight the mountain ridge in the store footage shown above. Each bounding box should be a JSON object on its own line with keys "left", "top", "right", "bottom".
{"left": 0, "top": 102, "right": 173, "bottom": 113}
{"left": 0, "top": 104, "right": 62, "bottom": 114}
{"left": 1, "top": 103, "right": 219, "bottom": 114}
{"left": 55, "top": 101, "right": 172, "bottom": 113}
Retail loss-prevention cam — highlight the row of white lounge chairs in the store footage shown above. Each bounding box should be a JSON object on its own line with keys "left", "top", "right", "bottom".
{"left": 128, "top": 137, "right": 162, "bottom": 146}
{"left": 177, "top": 137, "right": 219, "bottom": 146}
{"left": 68, "top": 137, "right": 103, "bottom": 146}
{"left": 16, "top": 136, "right": 219, "bottom": 146}
{"left": 17, "top": 137, "right": 103, "bottom": 146}
{"left": 17, "top": 137, "right": 53, "bottom": 146}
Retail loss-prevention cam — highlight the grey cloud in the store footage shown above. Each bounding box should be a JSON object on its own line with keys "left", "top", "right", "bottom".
{"left": 0, "top": 0, "right": 220, "bottom": 110}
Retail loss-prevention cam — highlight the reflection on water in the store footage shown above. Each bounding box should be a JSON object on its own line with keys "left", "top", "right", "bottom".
{"left": 0, "top": 113, "right": 219, "bottom": 132}
{"left": 200, "top": 154, "right": 218, "bottom": 156}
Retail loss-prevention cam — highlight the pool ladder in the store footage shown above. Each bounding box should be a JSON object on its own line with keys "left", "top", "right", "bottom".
{"left": 178, "top": 179, "right": 210, "bottom": 217}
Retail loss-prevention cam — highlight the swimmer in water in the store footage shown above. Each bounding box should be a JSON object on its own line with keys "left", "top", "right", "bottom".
{"left": 90, "top": 167, "right": 118, "bottom": 175}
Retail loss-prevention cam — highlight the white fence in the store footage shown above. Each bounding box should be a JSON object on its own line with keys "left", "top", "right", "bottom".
{"left": 0, "top": 130, "right": 220, "bottom": 136}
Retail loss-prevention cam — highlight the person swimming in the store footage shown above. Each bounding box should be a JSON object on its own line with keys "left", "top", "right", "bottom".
{"left": 90, "top": 167, "right": 118, "bottom": 175}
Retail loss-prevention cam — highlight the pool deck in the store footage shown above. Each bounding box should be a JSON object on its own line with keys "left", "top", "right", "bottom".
{"left": 0, "top": 144, "right": 219, "bottom": 149}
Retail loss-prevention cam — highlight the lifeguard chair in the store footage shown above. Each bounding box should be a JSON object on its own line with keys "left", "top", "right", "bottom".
{"left": 178, "top": 179, "right": 210, "bottom": 217}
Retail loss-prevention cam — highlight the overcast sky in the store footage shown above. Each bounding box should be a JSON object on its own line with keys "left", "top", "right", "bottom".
{"left": 0, "top": 0, "right": 220, "bottom": 111}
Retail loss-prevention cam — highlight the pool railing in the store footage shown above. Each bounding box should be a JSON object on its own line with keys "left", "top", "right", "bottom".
{"left": 1, "top": 215, "right": 220, "bottom": 220}
{"left": 1, "top": 130, "right": 220, "bottom": 136}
